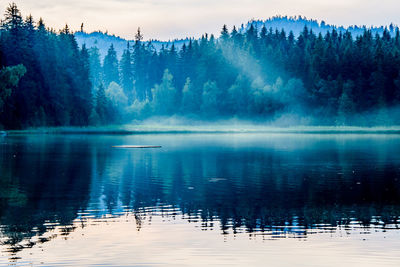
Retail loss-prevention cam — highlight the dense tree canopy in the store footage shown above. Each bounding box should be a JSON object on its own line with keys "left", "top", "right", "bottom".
{"left": 0, "top": 64, "right": 26, "bottom": 113}
{"left": 99, "top": 23, "right": 400, "bottom": 125}
{"left": 0, "top": 3, "right": 92, "bottom": 129}
{"left": 1, "top": 3, "right": 400, "bottom": 128}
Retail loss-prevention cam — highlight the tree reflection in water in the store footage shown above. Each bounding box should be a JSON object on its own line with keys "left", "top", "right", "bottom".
{"left": 1, "top": 134, "right": 400, "bottom": 257}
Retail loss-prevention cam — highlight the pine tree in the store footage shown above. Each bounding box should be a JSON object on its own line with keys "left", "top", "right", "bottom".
{"left": 103, "top": 44, "right": 119, "bottom": 87}
{"left": 220, "top": 25, "right": 229, "bottom": 41}
{"left": 133, "top": 28, "right": 146, "bottom": 100}
{"left": 201, "top": 80, "right": 219, "bottom": 116}
{"left": 1, "top": 3, "right": 23, "bottom": 31}
{"left": 151, "top": 69, "right": 176, "bottom": 115}
{"left": 181, "top": 77, "right": 199, "bottom": 114}
{"left": 120, "top": 42, "right": 133, "bottom": 101}
{"left": 95, "top": 83, "right": 110, "bottom": 124}
{"left": 337, "top": 81, "right": 355, "bottom": 125}
{"left": 0, "top": 64, "right": 26, "bottom": 113}
{"left": 88, "top": 47, "right": 102, "bottom": 90}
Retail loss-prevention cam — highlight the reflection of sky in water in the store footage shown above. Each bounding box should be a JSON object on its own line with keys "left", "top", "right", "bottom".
{"left": 8, "top": 215, "right": 400, "bottom": 266}
{"left": 1, "top": 133, "right": 400, "bottom": 265}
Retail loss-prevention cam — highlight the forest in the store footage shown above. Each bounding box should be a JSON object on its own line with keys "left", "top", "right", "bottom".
{"left": 1, "top": 3, "right": 400, "bottom": 129}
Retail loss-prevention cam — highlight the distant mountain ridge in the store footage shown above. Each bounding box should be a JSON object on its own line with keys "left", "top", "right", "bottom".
{"left": 75, "top": 16, "right": 399, "bottom": 59}
{"left": 74, "top": 31, "right": 190, "bottom": 59}
{"left": 243, "top": 16, "right": 397, "bottom": 36}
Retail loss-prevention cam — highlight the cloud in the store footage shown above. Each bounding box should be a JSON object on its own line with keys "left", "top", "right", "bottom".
{"left": 2, "top": 0, "right": 400, "bottom": 40}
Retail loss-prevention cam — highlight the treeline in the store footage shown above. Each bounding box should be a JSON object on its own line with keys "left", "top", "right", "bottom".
{"left": 2, "top": 3, "right": 400, "bottom": 128}
{"left": 246, "top": 15, "right": 399, "bottom": 37}
{"left": 0, "top": 3, "right": 92, "bottom": 129}
{"left": 92, "top": 21, "right": 400, "bottom": 125}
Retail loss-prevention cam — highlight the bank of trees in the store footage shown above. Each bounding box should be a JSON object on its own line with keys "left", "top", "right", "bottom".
{"left": 94, "top": 23, "right": 400, "bottom": 125}
{"left": 2, "top": 3, "right": 400, "bottom": 128}
{"left": 0, "top": 3, "right": 92, "bottom": 129}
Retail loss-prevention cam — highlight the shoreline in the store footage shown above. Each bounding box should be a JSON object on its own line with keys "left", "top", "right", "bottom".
{"left": 4, "top": 126, "right": 400, "bottom": 135}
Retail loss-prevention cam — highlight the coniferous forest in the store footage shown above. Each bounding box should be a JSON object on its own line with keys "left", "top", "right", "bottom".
{"left": 2, "top": 3, "right": 400, "bottom": 129}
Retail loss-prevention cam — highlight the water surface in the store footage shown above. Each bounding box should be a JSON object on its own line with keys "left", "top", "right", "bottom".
{"left": 1, "top": 133, "right": 400, "bottom": 266}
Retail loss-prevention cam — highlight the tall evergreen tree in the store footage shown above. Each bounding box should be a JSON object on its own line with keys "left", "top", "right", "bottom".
{"left": 152, "top": 69, "right": 176, "bottom": 115}
{"left": 95, "top": 83, "right": 110, "bottom": 124}
{"left": 120, "top": 42, "right": 133, "bottom": 101}
{"left": 103, "top": 44, "right": 119, "bottom": 87}
{"left": 88, "top": 46, "right": 102, "bottom": 90}
{"left": 0, "top": 64, "right": 26, "bottom": 114}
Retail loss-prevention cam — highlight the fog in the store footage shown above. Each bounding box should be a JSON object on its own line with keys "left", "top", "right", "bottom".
{"left": 2, "top": 3, "right": 400, "bottom": 130}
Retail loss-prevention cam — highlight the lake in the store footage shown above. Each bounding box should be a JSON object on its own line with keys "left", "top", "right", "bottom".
{"left": 1, "top": 133, "right": 400, "bottom": 266}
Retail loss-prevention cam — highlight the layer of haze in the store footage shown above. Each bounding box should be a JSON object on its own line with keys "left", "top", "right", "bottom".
{"left": 3, "top": 0, "right": 400, "bottom": 40}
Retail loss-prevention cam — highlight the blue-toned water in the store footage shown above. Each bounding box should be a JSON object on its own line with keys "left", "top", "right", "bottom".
{"left": 1, "top": 133, "right": 400, "bottom": 266}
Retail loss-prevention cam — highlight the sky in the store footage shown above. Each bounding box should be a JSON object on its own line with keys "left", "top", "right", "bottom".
{"left": 2, "top": 0, "right": 400, "bottom": 40}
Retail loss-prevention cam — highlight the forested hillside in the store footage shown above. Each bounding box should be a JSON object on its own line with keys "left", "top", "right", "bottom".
{"left": 1, "top": 3, "right": 400, "bottom": 129}
{"left": 0, "top": 3, "right": 92, "bottom": 129}
{"left": 75, "top": 31, "right": 190, "bottom": 60}
{"left": 75, "top": 16, "right": 395, "bottom": 61}
{"left": 88, "top": 19, "right": 400, "bottom": 125}
{"left": 245, "top": 16, "right": 395, "bottom": 37}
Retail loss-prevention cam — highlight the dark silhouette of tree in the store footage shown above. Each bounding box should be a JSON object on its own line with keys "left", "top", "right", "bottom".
{"left": 103, "top": 44, "right": 119, "bottom": 87}
{"left": 0, "top": 3, "right": 92, "bottom": 128}
{"left": 120, "top": 42, "right": 133, "bottom": 101}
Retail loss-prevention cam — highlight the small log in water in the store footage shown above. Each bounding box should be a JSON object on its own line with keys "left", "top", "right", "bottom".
{"left": 112, "top": 145, "right": 162, "bottom": 148}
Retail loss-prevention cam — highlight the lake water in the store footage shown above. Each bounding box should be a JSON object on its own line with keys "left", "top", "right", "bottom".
{"left": 1, "top": 133, "right": 400, "bottom": 266}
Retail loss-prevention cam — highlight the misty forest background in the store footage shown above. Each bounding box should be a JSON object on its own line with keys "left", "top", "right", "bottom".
{"left": 1, "top": 3, "right": 400, "bottom": 129}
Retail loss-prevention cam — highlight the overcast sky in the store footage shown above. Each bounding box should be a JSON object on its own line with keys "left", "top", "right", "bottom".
{"left": 2, "top": 0, "right": 400, "bottom": 40}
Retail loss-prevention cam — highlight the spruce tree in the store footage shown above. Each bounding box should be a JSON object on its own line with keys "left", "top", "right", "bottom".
{"left": 103, "top": 44, "right": 119, "bottom": 87}
{"left": 120, "top": 42, "right": 133, "bottom": 101}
